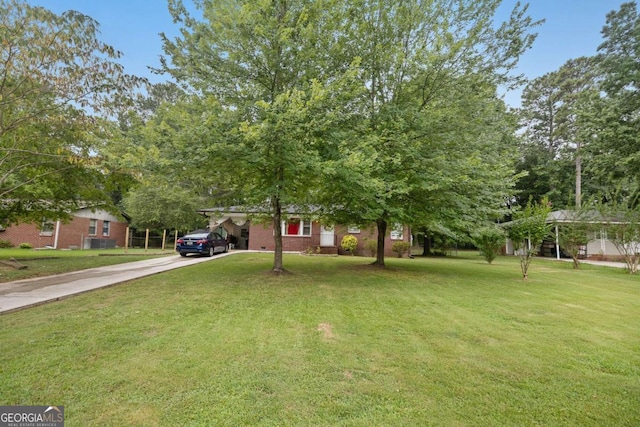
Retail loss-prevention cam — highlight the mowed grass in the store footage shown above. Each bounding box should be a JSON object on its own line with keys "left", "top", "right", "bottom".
{"left": 0, "top": 253, "right": 638, "bottom": 426}
{"left": 0, "top": 248, "right": 173, "bottom": 283}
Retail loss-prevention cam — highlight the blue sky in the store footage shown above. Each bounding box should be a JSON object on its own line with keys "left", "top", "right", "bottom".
{"left": 26, "top": 0, "right": 629, "bottom": 107}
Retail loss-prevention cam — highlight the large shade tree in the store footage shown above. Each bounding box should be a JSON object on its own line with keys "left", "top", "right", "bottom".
{"left": 317, "top": 0, "right": 540, "bottom": 266}
{"left": 160, "top": 0, "right": 361, "bottom": 273}
{"left": 0, "top": 0, "right": 141, "bottom": 225}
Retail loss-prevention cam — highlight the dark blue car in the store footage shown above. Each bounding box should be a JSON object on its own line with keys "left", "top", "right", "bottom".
{"left": 176, "top": 231, "right": 228, "bottom": 257}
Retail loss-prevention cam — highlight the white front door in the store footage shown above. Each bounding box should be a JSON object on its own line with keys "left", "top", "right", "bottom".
{"left": 320, "top": 225, "right": 335, "bottom": 246}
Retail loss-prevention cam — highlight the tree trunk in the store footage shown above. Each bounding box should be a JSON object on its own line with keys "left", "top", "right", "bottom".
{"left": 422, "top": 231, "right": 432, "bottom": 256}
{"left": 272, "top": 196, "right": 285, "bottom": 274}
{"left": 572, "top": 256, "right": 580, "bottom": 269}
{"left": 373, "top": 218, "right": 387, "bottom": 267}
{"left": 520, "top": 253, "right": 530, "bottom": 281}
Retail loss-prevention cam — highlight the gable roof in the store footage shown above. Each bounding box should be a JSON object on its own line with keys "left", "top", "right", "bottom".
{"left": 198, "top": 205, "right": 326, "bottom": 218}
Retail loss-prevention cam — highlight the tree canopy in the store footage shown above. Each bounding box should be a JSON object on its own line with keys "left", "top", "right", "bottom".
{"left": 0, "top": 0, "right": 141, "bottom": 225}
{"left": 160, "top": 0, "right": 363, "bottom": 272}
{"left": 101, "top": 82, "right": 227, "bottom": 233}
{"left": 591, "top": 1, "right": 640, "bottom": 205}
{"left": 516, "top": 2, "right": 640, "bottom": 209}
{"left": 156, "top": 0, "right": 540, "bottom": 270}
{"left": 317, "top": 0, "right": 539, "bottom": 265}
{"left": 516, "top": 57, "right": 599, "bottom": 208}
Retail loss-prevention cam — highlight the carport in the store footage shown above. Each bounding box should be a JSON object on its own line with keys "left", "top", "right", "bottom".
{"left": 199, "top": 209, "right": 250, "bottom": 250}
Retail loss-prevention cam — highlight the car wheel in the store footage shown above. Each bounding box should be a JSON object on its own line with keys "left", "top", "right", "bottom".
{"left": 208, "top": 247, "right": 214, "bottom": 257}
{"left": 179, "top": 252, "right": 187, "bottom": 257}
{"left": 223, "top": 244, "right": 229, "bottom": 253}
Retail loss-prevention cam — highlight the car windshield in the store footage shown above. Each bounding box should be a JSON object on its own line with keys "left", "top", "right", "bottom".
{"left": 184, "top": 233, "right": 209, "bottom": 239}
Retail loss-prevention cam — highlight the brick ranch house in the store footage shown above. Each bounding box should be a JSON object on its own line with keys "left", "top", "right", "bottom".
{"left": 0, "top": 208, "right": 128, "bottom": 249}
{"left": 198, "top": 207, "right": 411, "bottom": 257}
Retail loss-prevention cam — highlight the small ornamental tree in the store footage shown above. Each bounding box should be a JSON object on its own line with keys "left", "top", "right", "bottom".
{"left": 598, "top": 203, "right": 640, "bottom": 274}
{"left": 473, "top": 225, "right": 506, "bottom": 264}
{"left": 506, "top": 198, "right": 553, "bottom": 280}
{"left": 557, "top": 223, "right": 590, "bottom": 269}
{"left": 606, "top": 222, "right": 640, "bottom": 275}
{"left": 555, "top": 209, "right": 592, "bottom": 269}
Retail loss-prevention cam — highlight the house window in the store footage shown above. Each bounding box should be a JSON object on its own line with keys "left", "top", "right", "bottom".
{"left": 390, "top": 223, "right": 404, "bottom": 240}
{"left": 283, "top": 218, "right": 312, "bottom": 236}
{"left": 102, "top": 220, "right": 111, "bottom": 236}
{"left": 40, "top": 219, "right": 54, "bottom": 237}
{"left": 347, "top": 225, "right": 361, "bottom": 234}
{"left": 89, "top": 219, "right": 98, "bottom": 236}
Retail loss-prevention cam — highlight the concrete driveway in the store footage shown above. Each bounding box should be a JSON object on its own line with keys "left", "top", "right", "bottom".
{"left": 0, "top": 252, "right": 235, "bottom": 314}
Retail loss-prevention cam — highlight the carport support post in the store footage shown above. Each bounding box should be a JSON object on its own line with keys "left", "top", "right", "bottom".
{"left": 145, "top": 228, "right": 149, "bottom": 253}
{"left": 53, "top": 221, "right": 61, "bottom": 249}
{"left": 555, "top": 225, "right": 560, "bottom": 260}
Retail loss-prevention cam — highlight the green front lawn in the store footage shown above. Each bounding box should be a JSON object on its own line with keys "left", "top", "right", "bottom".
{"left": 0, "top": 248, "right": 173, "bottom": 282}
{"left": 1, "top": 253, "right": 638, "bottom": 426}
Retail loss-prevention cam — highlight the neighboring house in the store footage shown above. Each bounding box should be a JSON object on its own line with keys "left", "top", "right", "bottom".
{"left": 198, "top": 207, "right": 411, "bottom": 257}
{"left": 545, "top": 210, "right": 633, "bottom": 260}
{"left": 0, "top": 208, "right": 128, "bottom": 249}
{"left": 504, "top": 210, "right": 632, "bottom": 260}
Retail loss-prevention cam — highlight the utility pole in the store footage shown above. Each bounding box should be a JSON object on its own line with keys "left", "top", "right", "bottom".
{"left": 575, "top": 141, "right": 582, "bottom": 208}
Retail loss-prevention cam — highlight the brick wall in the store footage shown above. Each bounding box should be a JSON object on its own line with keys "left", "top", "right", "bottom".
{"left": 247, "top": 220, "right": 411, "bottom": 257}
{"left": 0, "top": 214, "right": 128, "bottom": 249}
{"left": 57, "top": 217, "right": 89, "bottom": 249}
{"left": 247, "top": 221, "right": 317, "bottom": 252}
{"left": 334, "top": 224, "right": 411, "bottom": 257}
{"left": 0, "top": 223, "right": 55, "bottom": 248}
{"left": 110, "top": 221, "right": 128, "bottom": 247}
{"left": 248, "top": 222, "right": 278, "bottom": 251}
